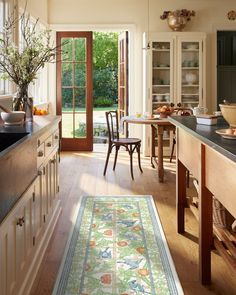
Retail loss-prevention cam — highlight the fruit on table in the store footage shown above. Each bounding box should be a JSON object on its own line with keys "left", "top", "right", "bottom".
{"left": 156, "top": 105, "right": 174, "bottom": 113}
{"left": 33, "top": 106, "right": 48, "bottom": 115}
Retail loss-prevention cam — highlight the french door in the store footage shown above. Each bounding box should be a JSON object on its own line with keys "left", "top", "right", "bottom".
{"left": 56, "top": 31, "right": 93, "bottom": 151}
{"left": 118, "top": 31, "right": 129, "bottom": 136}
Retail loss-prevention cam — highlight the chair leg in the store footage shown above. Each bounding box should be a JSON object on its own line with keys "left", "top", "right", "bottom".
{"left": 129, "top": 146, "right": 134, "bottom": 180}
{"left": 136, "top": 143, "right": 143, "bottom": 173}
{"left": 170, "top": 138, "right": 176, "bottom": 163}
{"left": 113, "top": 146, "right": 120, "bottom": 170}
{"left": 103, "top": 145, "right": 112, "bottom": 176}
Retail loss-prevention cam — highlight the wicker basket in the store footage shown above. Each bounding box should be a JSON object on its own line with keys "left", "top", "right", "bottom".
{"left": 213, "top": 197, "right": 235, "bottom": 230}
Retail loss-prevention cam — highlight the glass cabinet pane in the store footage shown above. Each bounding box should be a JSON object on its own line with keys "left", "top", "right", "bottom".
{"left": 151, "top": 41, "right": 172, "bottom": 113}
{"left": 180, "top": 41, "right": 200, "bottom": 107}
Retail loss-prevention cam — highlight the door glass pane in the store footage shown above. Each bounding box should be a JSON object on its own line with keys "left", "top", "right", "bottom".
{"left": 62, "top": 88, "right": 73, "bottom": 110}
{"left": 74, "top": 88, "right": 86, "bottom": 138}
{"left": 75, "top": 38, "right": 86, "bottom": 61}
{"left": 62, "top": 38, "right": 73, "bottom": 61}
{"left": 62, "top": 88, "right": 73, "bottom": 138}
{"left": 62, "top": 113, "right": 74, "bottom": 138}
{"left": 62, "top": 63, "right": 73, "bottom": 86}
{"left": 75, "top": 63, "right": 86, "bottom": 86}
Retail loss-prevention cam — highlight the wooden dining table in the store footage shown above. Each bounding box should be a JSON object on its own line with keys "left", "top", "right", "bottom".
{"left": 121, "top": 116, "right": 175, "bottom": 182}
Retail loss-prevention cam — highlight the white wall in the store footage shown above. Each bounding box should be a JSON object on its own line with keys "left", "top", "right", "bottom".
{"left": 48, "top": 0, "right": 236, "bottom": 115}
{"left": 19, "top": 0, "right": 48, "bottom": 24}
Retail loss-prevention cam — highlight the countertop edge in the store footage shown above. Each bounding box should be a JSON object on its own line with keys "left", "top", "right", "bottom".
{"left": 168, "top": 116, "right": 236, "bottom": 163}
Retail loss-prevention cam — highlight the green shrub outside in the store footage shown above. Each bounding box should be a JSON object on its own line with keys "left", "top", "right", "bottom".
{"left": 93, "top": 97, "right": 114, "bottom": 107}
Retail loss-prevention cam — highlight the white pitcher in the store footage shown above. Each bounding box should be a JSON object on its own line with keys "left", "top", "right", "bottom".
{"left": 192, "top": 105, "right": 208, "bottom": 116}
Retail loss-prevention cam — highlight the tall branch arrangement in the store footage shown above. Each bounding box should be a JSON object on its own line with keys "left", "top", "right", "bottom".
{"left": 0, "top": 6, "right": 57, "bottom": 88}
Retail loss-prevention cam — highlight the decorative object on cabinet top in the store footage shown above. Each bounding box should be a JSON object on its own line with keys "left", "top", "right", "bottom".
{"left": 160, "top": 9, "right": 196, "bottom": 31}
{"left": 227, "top": 10, "right": 236, "bottom": 20}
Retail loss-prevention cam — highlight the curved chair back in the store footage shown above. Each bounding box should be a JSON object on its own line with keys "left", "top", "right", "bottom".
{"left": 105, "top": 110, "right": 119, "bottom": 143}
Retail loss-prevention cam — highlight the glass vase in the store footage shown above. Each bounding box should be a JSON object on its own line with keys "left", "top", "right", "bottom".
{"left": 13, "top": 86, "right": 33, "bottom": 122}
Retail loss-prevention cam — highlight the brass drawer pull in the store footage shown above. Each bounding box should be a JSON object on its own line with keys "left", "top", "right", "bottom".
{"left": 47, "top": 142, "right": 52, "bottom": 147}
{"left": 51, "top": 159, "right": 56, "bottom": 164}
{"left": 38, "top": 150, "right": 44, "bottom": 157}
{"left": 37, "top": 139, "right": 41, "bottom": 146}
{"left": 16, "top": 217, "right": 25, "bottom": 227}
{"left": 55, "top": 135, "right": 59, "bottom": 139}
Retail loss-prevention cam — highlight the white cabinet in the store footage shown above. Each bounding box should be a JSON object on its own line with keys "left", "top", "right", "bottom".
{"left": 0, "top": 121, "right": 61, "bottom": 295}
{"left": 144, "top": 32, "right": 206, "bottom": 112}
{"left": 0, "top": 178, "right": 38, "bottom": 295}
{"left": 143, "top": 32, "right": 206, "bottom": 156}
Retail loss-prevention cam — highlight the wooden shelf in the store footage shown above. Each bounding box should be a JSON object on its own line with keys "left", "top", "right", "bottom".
{"left": 188, "top": 191, "right": 236, "bottom": 273}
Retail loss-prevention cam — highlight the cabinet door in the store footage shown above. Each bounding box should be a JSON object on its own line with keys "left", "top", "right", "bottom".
{"left": 32, "top": 176, "right": 43, "bottom": 244}
{"left": 177, "top": 37, "right": 204, "bottom": 107}
{"left": 0, "top": 186, "right": 34, "bottom": 295}
{"left": 151, "top": 38, "right": 174, "bottom": 113}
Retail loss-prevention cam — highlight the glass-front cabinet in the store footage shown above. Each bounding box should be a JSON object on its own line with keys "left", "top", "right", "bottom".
{"left": 145, "top": 32, "right": 206, "bottom": 114}
{"left": 143, "top": 32, "right": 206, "bottom": 156}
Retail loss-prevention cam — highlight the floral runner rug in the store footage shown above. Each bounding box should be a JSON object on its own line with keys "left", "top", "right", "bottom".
{"left": 53, "top": 195, "right": 183, "bottom": 295}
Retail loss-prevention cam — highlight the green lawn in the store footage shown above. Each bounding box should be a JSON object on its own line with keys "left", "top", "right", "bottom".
{"left": 62, "top": 105, "right": 117, "bottom": 112}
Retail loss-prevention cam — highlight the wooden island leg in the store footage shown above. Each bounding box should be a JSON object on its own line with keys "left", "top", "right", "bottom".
{"left": 199, "top": 144, "right": 213, "bottom": 284}
{"left": 176, "top": 159, "right": 187, "bottom": 233}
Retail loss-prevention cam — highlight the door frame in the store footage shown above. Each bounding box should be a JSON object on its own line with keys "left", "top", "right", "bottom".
{"left": 56, "top": 31, "right": 93, "bottom": 151}
{"left": 51, "top": 24, "right": 136, "bottom": 134}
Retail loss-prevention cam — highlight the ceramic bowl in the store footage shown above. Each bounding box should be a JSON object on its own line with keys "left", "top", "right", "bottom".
{"left": 1, "top": 111, "right": 25, "bottom": 125}
{"left": 219, "top": 104, "right": 236, "bottom": 127}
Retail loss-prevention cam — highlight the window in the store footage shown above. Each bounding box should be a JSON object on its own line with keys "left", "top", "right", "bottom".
{"left": 19, "top": 12, "right": 48, "bottom": 104}
{"left": 0, "top": 0, "right": 9, "bottom": 95}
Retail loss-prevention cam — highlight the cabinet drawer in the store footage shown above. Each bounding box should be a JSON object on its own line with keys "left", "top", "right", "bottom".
{"left": 37, "top": 143, "right": 45, "bottom": 167}
{"left": 45, "top": 135, "right": 53, "bottom": 156}
{"left": 53, "top": 129, "right": 60, "bottom": 148}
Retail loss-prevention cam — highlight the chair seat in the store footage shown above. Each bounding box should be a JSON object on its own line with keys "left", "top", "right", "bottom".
{"left": 112, "top": 138, "right": 141, "bottom": 145}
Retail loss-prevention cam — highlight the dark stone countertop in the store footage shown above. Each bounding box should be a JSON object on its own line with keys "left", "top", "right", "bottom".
{"left": 168, "top": 116, "right": 236, "bottom": 163}
{"left": 0, "top": 115, "right": 61, "bottom": 159}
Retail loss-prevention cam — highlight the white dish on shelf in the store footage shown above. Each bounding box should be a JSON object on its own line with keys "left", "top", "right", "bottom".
{"left": 186, "top": 44, "right": 198, "bottom": 50}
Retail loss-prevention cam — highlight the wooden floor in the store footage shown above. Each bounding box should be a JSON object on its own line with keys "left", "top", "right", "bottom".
{"left": 30, "top": 145, "right": 236, "bottom": 295}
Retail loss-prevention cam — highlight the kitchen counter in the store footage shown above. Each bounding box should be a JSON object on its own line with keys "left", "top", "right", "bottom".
{"left": 0, "top": 115, "right": 61, "bottom": 224}
{"left": 169, "top": 115, "right": 236, "bottom": 284}
{"left": 168, "top": 115, "right": 236, "bottom": 162}
{"left": 0, "top": 115, "right": 61, "bottom": 158}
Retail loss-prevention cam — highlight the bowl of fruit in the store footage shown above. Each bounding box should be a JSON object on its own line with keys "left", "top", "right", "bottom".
{"left": 154, "top": 105, "right": 174, "bottom": 118}
{"left": 33, "top": 106, "right": 48, "bottom": 116}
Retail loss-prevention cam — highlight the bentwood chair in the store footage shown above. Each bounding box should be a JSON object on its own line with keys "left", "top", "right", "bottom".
{"left": 103, "top": 110, "right": 143, "bottom": 180}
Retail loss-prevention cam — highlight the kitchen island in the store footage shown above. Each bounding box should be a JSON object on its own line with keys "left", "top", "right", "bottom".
{"left": 169, "top": 115, "right": 236, "bottom": 285}
{"left": 0, "top": 116, "right": 61, "bottom": 295}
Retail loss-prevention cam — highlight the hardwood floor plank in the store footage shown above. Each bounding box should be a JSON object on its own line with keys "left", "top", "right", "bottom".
{"left": 30, "top": 149, "right": 236, "bottom": 295}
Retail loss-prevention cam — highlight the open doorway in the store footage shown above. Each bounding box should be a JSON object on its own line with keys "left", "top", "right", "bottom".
{"left": 93, "top": 31, "right": 129, "bottom": 144}
{"left": 56, "top": 30, "right": 129, "bottom": 151}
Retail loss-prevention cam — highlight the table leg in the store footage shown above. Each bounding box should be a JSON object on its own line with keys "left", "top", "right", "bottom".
{"left": 151, "top": 125, "right": 156, "bottom": 168}
{"left": 157, "top": 126, "right": 164, "bottom": 182}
